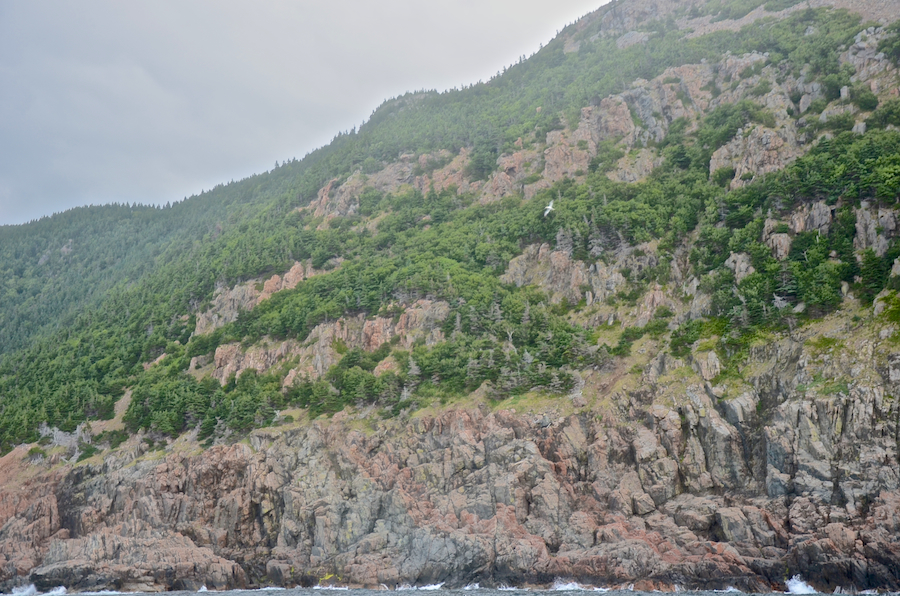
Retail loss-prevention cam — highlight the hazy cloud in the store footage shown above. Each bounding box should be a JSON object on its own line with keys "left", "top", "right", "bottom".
{"left": 0, "top": 0, "right": 606, "bottom": 225}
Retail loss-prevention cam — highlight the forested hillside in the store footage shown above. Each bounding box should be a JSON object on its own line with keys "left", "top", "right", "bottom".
{"left": 0, "top": 164, "right": 312, "bottom": 355}
{"left": 2, "top": 0, "right": 899, "bottom": 452}
{"left": 3, "top": 0, "right": 900, "bottom": 591}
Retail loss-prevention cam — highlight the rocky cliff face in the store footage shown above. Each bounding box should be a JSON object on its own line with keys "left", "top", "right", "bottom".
{"left": 281, "top": 0, "right": 900, "bottom": 229}
{"left": 294, "top": 8, "right": 897, "bottom": 214}
{"left": 502, "top": 243, "right": 635, "bottom": 307}
{"left": 4, "top": 234, "right": 900, "bottom": 590}
{"left": 3, "top": 318, "right": 900, "bottom": 592}
{"left": 210, "top": 299, "right": 450, "bottom": 386}
{"left": 8, "top": 232, "right": 900, "bottom": 591}
{"left": 194, "top": 261, "right": 321, "bottom": 336}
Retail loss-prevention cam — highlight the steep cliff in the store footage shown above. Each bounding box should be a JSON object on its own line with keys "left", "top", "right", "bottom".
{"left": 3, "top": 316, "right": 900, "bottom": 592}
{"left": 194, "top": 261, "right": 325, "bottom": 336}
{"left": 4, "top": 0, "right": 900, "bottom": 591}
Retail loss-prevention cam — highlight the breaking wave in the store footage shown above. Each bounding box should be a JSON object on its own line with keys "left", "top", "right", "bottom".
{"left": 551, "top": 581, "right": 586, "bottom": 591}
{"left": 9, "top": 588, "right": 67, "bottom": 596}
{"left": 786, "top": 576, "right": 818, "bottom": 594}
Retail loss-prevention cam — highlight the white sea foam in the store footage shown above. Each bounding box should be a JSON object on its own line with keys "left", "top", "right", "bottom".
{"left": 45, "top": 589, "right": 67, "bottom": 596}
{"left": 462, "top": 585, "right": 481, "bottom": 591}
{"left": 418, "top": 584, "right": 444, "bottom": 591}
{"left": 80, "top": 591, "right": 126, "bottom": 595}
{"left": 714, "top": 588, "right": 742, "bottom": 594}
{"left": 497, "top": 586, "right": 518, "bottom": 592}
{"left": 786, "top": 576, "right": 818, "bottom": 594}
{"left": 551, "top": 581, "right": 585, "bottom": 591}
{"left": 591, "top": 589, "right": 610, "bottom": 593}
{"left": 11, "top": 586, "right": 39, "bottom": 596}
{"left": 313, "top": 587, "right": 349, "bottom": 591}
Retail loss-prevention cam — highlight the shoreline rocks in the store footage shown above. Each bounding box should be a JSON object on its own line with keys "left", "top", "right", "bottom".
{"left": 1, "top": 392, "right": 898, "bottom": 592}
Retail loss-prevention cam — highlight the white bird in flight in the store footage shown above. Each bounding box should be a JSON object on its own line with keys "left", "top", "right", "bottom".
{"left": 543, "top": 200, "right": 554, "bottom": 217}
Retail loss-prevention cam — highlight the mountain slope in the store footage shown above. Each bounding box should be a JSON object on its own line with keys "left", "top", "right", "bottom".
{"left": 2, "top": 0, "right": 900, "bottom": 591}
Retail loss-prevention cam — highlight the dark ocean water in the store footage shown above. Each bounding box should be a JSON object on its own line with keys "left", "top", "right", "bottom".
{"left": 4, "top": 577, "right": 900, "bottom": 596}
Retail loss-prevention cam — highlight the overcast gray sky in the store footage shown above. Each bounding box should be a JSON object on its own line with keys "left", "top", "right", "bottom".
{"left": 0, "top": 0, "right": 608, "bottom": 225}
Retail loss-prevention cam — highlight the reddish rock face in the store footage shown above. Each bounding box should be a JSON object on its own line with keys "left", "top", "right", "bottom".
{"left": 501, "top": 242, "right": 665, "bottom": 307}
{"left": 194, "top": 260, "right": 323, "bottom": 336}
{"left": 2, "top": 393, "right": 899, "bottom": 592}
{"left": 205, "top": 299, "right": 451, "bottom": 387}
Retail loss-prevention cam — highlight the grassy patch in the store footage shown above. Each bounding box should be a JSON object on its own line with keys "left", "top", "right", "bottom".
{"left": 805, "top": 335, "right": 843, "bottom": 353}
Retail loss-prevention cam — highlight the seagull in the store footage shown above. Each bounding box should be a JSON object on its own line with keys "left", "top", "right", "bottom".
{"left": 543, "top": 200, "right": 554, "bottom": 217}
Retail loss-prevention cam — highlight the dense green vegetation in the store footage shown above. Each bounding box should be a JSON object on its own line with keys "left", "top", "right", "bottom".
{"left": 6, "top": 121, "right": 898, "bottom": 451}
{"left": 342, "top": 6, "right": 863, "bottom": 166}
{"left": 694, "top": 0, "right": 804, "bottom": 23}
{"left": 879, "top": 21, "right": 900, "bottom": 63}
{"left": 1, "top": 4, "right": 864, "bottom": 335}
{"left": 695, "top": 130, "right": 900, "bottom": 324}
{"left": 0, "top": 3, "right": 896, "bottom": 453}
{"left": 0, "top": 163, "right": 320, "bottom": 356}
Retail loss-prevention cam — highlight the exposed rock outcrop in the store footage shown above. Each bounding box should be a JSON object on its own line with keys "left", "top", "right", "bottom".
{"left": 420, "top": 149, "right": 485, "bottom": 198}
{"left": 209, "top": 300, "right": 450, "bottom": 386}
{"left": 301, "top": 10, "right": 896, "bottom": 217}
{"left": 543, "top": 130, "right": 592, "bottom": 183}
{"left": 502, "top": 243, "right": 627, "bottom": 305}
{"left": 307, "top": 150, "right": 496, "bottom": 219}
{"left": 707, "top": 63, "right": 805, "bottom": 186}
{"left": 844, "top": 28, "right": 896, "bottom": 93}
{"left": 213, "top": 339, "right": 303, "bottom": 385}
{"left": 194, "top": 261, "right": 321, "bottom": 336}
{"left": 709, "top": 120, "right": 803, "bottom": 188}
{"left": 762, "top": 219, "right": 793, "bottom": 261}
{"left": 478, "top": 149, "right": 541, "bottom": 204}
{"left": 724, "top": 252, "right": 755, "bottom": 283}
{"left": 578, "top": 99, "right": 637, "bottom": 148}
{"left": 609, "top": 149, "right": 665, "bottom": 184}
{"left": 194, "top": 283, "right": 260, "bottom": 337}
{"left": 308, "top": 154, "right": 456, "bottom": 222}
{"left": 791, "top": 201, "right": 835, "bottom": 236}
{"left": 31, "top": 523, "right": 247, "bottom": 592}
{"left": 855, "top": 203, "right": 898, "bottom": 256}
{"left": 4, "top": 305, "right": 900, "bottom": 593}
{"left": 3, "top": 335, "right": 900, "bottom": 592}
